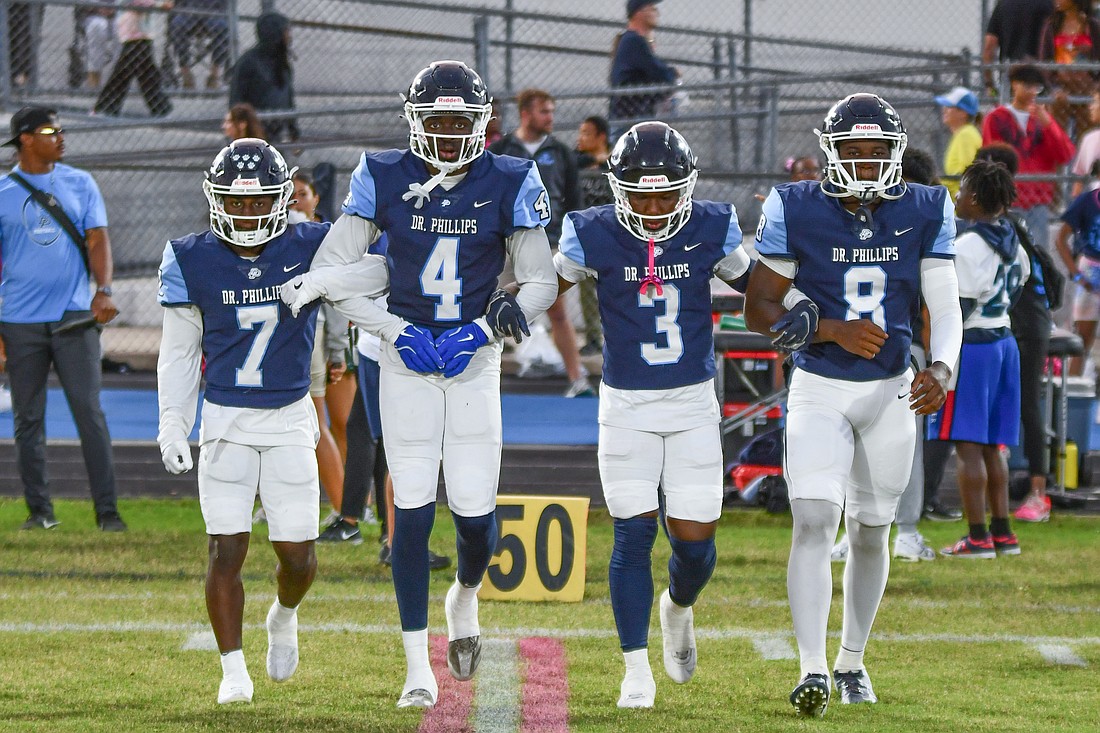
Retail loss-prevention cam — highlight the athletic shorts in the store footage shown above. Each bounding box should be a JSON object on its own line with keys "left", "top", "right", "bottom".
{"left": 926, "top": 336, "right": 1020, "bottom": 446}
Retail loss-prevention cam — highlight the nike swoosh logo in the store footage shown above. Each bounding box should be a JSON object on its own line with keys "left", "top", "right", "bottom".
{"left": 458, "top": 334, "right": 476, "bottom": 342}
{"left": 685, "top": 242, "right": 702, "bottom": 251}
{"left": 474, "top": 200, "right": 492, "bottom": 208}
{"left": 894, "top": 227, "right": 914, "bottom": 236}
{"left": 283, "top": 263, "right": 301, "bottom": 272}
{"left": 293, "top": 283, "right": 302, "bottom": 290}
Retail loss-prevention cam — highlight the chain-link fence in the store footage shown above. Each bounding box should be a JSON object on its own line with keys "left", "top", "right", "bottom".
{"left": 1, "top": 0, "right": 1003, "bottom": 363}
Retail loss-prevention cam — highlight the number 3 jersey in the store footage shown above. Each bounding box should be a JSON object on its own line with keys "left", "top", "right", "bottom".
{"left": 557, "top": 201, "right": 745, "bottom": 390}
{"left": 755, "top": 181, "right": 956, "bottom": 381}
{"left": 157, "top": 223, "right": 330, "bottom": 408}
{"left": 342, "top": 149, "right": 550, "bottom": 333}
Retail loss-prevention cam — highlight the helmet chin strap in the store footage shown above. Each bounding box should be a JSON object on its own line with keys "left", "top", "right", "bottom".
{"left": 402, "top": 166, "right": 454, "bottom": 210}
{"left": 638, "top": 237, "right": 664, "bottom": 297}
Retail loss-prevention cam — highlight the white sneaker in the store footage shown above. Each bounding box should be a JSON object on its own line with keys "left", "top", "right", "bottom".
{"left": 266, "top": 601, "right": 299, "bottom": 682}
{"left": 252, "top": 506, "right": 267, "bottom": 525}
{"left": 397, "top": 670, "right": 438, "bottom": 709}
{"left": 217, "top": 674, "right": 254, "bottom": 704}
{"left": 320, "top": 509, "right": 340, "bottom": 528}
{"left": 444, "top": 580, "right": 481, "bottom": 680}
{"left": 893, "top": 532, "right": 935, "bottom": 562}
{"left": 659, "top": 589, "right": 696, "bottom": 683}
{"left": 831, "top": 533, "right": 849, "bottom": 563}
{"left": 564, "top": 377, "right": 596, "bottom": 398}
{"left": 617, "top": 670, "right": 657, "bottom": 708}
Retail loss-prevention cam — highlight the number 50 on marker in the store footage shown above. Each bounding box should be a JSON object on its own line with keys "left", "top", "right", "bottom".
{"left": 479, "top": 495, "right": 590, "bottom": 602}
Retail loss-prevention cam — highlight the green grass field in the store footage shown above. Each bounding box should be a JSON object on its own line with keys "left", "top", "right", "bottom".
{"left": 0, "top": 498, "right": 1097, "bottom": 732}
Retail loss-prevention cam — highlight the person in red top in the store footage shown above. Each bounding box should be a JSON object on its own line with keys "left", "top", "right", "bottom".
{"left": 983, "top": 64, "right": 1076, "bottom": 250}
{"left": 1038, "top": 0, "right": 1100, "bottom": 136}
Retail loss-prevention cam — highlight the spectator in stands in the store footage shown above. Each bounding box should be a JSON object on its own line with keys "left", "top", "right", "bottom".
{"left": 610, "top": 0, "right": 678, "bottom": 127}
{"left": 167, "top": 0, "right": 230, "bottom": 90}
{"left": 82, "top": 2, "right": 118, "bottom": 91}
{"left": 1054, "top": 174, "right": 1100, "bottom": 377}
{"left": 0, "top": 106, "right": 125, "bottom": 532}
{"left": 490, "top": 89, "right": 593, "bottom": 397}
{"left": 7, "top": 3, "right": 42, "bottom": 90}
{"left": 983, "top": 64, "right": 1076, "bottom": 251}
{"left": 93, "top": 0, "right": 173, "bottom": 118}
{"left": 973, "top": 143, "right": 1058, "bottom": 524}
{"left": 935, "top": 86, "right": 983, "bottom": 199}
{"left": 1069, "top": 89, "right": 1100, "bottom": 197}
{"left": 1038, "top": 0, "right": 1100, "bottom": 137}
{"left": 230, "top": 12, "right": 299, "bottom": 143}
{"left": 754, "top": 155, "right": 822, "bottom": 203}
{"left": 575, "top": 114, "right": 614, "bottom": 356}
{"left": 982, "top": 0, "right": 1055, "bottom": 96}
{"left": 221, "top": 102, "right": 266, "bottom": 142}
{"left": 929, "top": 159, "right": 1028, "bottom": 558}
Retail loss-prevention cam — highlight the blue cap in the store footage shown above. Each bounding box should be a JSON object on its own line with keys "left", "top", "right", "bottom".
{"left": 934, "top": 86, "right": 979, "bottom": 117}
{"left": 627, "top": 0, "right": 660, "bottom": 18}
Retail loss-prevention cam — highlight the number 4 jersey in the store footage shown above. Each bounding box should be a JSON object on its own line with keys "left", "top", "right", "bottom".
{"left": 756, "top": 180, "right": 956, "bottom": 381}
{"left": 157, "top": 223, "right": 330, "bottom": 408}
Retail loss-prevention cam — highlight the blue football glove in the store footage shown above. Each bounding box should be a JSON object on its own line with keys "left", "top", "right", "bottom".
{"left": 485, "top": 289, "right": 531, "bottom": 343}
{"left": 434, "top": 323, "right": 489, "bottom": 378}
{"left": 770, "top": 299, "right": 820, "bottom": 353}
{"left": 394, "top": 325, "right": 445, "bottom": 374}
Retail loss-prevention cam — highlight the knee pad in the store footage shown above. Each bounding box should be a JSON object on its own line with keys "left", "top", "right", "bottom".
{"left": 452, "top": 510, "right": 498, "bottom": 587}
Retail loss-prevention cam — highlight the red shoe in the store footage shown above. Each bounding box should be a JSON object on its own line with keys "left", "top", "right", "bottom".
{"left": 940, "top": 535, "right": 996, "bottom": 559}
{"left": 992, "top": 533, "right": 1021, "bottom": 556}
{"left": 1013, "top": 495, "right": 1050, "bottom": 523}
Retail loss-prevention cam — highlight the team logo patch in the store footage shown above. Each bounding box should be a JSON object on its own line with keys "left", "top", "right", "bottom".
{"left": 859, "top": 228, "right": 873, "bottom": 241}
{"left": 247, "top": 267, "right": 262, "bottom": 280}
{"left": 653, "top": 245, "right": 665, "bottom": 257}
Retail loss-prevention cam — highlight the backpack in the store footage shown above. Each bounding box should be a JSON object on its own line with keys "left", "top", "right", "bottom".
{"left": 1007, "top": 212, "right": 1064, "bottom": 312}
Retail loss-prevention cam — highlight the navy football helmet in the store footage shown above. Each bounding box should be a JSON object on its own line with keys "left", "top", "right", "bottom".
{"left": 203, "top": 138, "right": 295, "bottom": 247}
{"left": 403, "top": 60, "right": 492, "bottom": 172}
{"left": 816, "top": 93, "right": 907, "bottom": 203}
{"left": 607, "top": 121, "right": 698, "bottom": 242}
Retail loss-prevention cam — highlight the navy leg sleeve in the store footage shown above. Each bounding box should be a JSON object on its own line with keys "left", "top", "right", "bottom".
{"left": 609, "top": 516, "right": 658, "bottom": 651}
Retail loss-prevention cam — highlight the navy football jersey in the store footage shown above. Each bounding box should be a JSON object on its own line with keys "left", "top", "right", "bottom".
{"left": 559, "top": 200, "right": 743, "bottom": 390}
{"left": 158, "top": 222, "right": 330, "bottom": 408}
{"left": 756, "top": 181, "right": 955, "bottom": 381}
{"left": 342, "top": 149, "right": 550, "bottom": 335}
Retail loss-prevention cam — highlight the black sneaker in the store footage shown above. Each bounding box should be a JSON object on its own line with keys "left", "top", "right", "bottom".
{"left": 833, "top": 669, "right": 877, "bottom": 704}
{"left": 317, "top": 517, "right": 363, "bottom": 545}
{"left": 923, "top": 500, "right": 962, "bottom": 522}
{"left": 378, "top": 543, "right": 452, "bottom": 571}
{"left": 97, "top": 513, "right": 128, "bottom": 532}
{"left": 790, "top": 673, "right": 830, "bottom": 717}
{"left": 21, "top": 514, "right": 60, "bottom": 530}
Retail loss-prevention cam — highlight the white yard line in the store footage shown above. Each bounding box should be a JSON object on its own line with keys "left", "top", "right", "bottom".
{"left": 1034, "top": 644, "right": 1088, "bottom": 667}
{"left": 751, "top": 634, "right": 797, "bottom": 660}
{"left": 474, "top": 639, "right": 521, "bottom": 733}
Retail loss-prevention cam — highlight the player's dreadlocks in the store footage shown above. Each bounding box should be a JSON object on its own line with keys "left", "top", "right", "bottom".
{"left": 960, "top": 157, "right": 1016, "bottom": 217}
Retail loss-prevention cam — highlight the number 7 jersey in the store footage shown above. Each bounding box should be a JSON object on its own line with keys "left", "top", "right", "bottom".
{"left": 755, "top": 180, "right": 955, "bottom": 381}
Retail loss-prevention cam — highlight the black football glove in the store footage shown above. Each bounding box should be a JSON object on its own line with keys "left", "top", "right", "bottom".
{"left": 485, "top": 289, "right": 531, "bottom": 343}
{"left": 770, "top": 299, "right": 819, "bottom": 353}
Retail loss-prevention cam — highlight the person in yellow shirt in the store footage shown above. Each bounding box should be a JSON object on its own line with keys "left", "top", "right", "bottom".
{"left": 935, "top": 87, "right": 983, "bottom": 198}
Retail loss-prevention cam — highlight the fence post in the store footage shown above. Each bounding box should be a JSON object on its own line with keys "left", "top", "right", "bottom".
{"left": 0, "top": 1, "right": 11, "bottom": 108}
{"left": 504, "top": 0, "right": 514, "bottom": 100}
{"left": 742, "top": 0, "right": 752, "bottom": 77}
{"left": 227, "top": 0, "right": 241, "bottom": 71}
{"left": 474, "top": 15, "right": 490, "bottom": 92}
{"left": 764, "top": 84, "right": 778, "bottom": 176}
{"left": 727, "top": 35, "right": 740, "bottom": 171}
{"left": 959, "top": 47, "right": 972, "bottom": 88}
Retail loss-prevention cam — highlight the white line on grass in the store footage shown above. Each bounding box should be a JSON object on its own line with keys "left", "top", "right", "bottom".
{"left": 751, "top": 634, "right": 797, "bottom": 660}
{"left": 1034, "top": 644, "right": 1088, "bottom": 666}
{"left": 475, "top": 638, "right": 521, "bottom": 733}
{"left": 181, "top": 631, "right": 219, "bottom": 651}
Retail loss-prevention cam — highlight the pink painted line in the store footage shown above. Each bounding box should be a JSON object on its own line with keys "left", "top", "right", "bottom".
{"left": 519, "top": 637, "right": 569, "bottom": 733}
{"left": 418, "top": 635, "right": 475, "bottom": 733}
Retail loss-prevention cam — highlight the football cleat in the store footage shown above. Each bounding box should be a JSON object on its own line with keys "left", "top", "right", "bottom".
{"left": 617, "top": 671, "right": 657, "bottom": 709}
{"left": 265, "top": 601, "right": 299, "bottom": 682}
{"left": 217, "top": 674, "right": 254, "bottom": 704}
{"left": 940, "top": 535, "right": 996, "bottom": 559}
{"left": 396, "top": 687, "right": 437, "bottom": 709}
{"left": 790, "top": 673, "right": 830, "bottom": 717}
{"left": 445, "top": 580, "right": 482, "bottom": 680}
{"left": 833, "top": 669, "right": 878, "bottom": 704}
{"left": 659, "top": 589, "right": 696, "bottom": 683}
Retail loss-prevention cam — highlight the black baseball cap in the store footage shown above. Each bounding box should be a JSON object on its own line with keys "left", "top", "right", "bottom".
{"left": 627, "top": 0, "right": 660, "bottom": 18}
{"left": 4, "top": 105, "right": 58, "bottom": 147}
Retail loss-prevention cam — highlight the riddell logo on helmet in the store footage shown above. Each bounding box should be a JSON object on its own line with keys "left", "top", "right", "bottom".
{"left": 230, "top": 178, "right": 261, "bottom": 188}
{"left": 436, "top": 96, "right": 465, "bottom": 105}
{"left": 639, "top": 175, "right": 670, "bottom": 184}
{"left": 852, "top": 124, "right": 883, "bottom": 132}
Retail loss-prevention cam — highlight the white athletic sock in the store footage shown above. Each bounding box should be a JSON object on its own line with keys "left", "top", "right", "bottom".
{"left": 220, "top": 649, "right": 248, "bottom": 679}
{"left": 788, "top": 499, "right": 842, "bottom": 678}
{"left": 445, "top": 579, "right": 481, "bottom": 641}
{"left": 839, "top": 519, "right": 890, "bottom": 671}
{"left": 268, "top": 599, "right": 298, "bottom": 643}
{"left": 400, "top": 629, "right": 437, "bottom": 700}
{"left": 623, "top": 647, "right": 651, "bottom": 676}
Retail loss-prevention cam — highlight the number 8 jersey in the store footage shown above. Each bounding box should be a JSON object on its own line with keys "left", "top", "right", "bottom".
{"left": 755, "top": 180, "right": 955, "bottom": 381}
{"left": 157, "top": 223, "right": 329, "bottom": 408}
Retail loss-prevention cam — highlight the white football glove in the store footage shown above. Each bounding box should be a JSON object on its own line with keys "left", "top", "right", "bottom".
{"left": 279, "top": 273, "right": 324, "bottom": 317}
{"left": 160, "top": 440, "right": 193, "bottom": 475}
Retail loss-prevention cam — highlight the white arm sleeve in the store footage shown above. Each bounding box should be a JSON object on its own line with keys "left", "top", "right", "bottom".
{"left": 712, "top": 247, "right": 751, "bottom": 282}
{"left": 506, "top": 226, "right": 559, "bottom": 324}
{"left": 758, "top": 254, "right": 798, "bottom": 279}
{"left": 553, "top": 249, "right": 595, "bottom": 284}
{"left": 312, "top": 213, "right": 382, "bottom": 269}
{"left": 157, "top": 305, "right": 203, "bottom": 446}
{"left": 921, "top": 258, "right": 963, "bottom": 372}
{"left": 783, "top": 286, "right": 810, "bottom": 310}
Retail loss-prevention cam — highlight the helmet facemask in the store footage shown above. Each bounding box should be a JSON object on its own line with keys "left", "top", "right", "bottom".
{"left": 404, "top": 101, "right": 492, "bottom": 173}
{"left": 608, "top": 169, "right": 698, "bottom": 243}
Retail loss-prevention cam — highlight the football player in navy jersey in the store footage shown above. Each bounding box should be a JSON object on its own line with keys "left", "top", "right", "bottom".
{"left": 745, "top": 94, "right": 964, "bottom": 717}
{"left": 157, "top": 139, "right": 334, "bottom": 705}
{"left": 280, "top": 60, "right": 558, "bottom": 709}
{"left": 554, "top": 122, "right": 750, "bottom": 708}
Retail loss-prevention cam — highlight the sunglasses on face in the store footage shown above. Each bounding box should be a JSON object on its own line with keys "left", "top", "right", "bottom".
{"left": 34, "top": 126, "right": 64, "bottom": 136}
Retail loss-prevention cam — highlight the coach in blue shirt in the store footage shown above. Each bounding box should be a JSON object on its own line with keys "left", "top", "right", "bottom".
{"left": 0, "top": 106, "right": 125, "bottom": 532}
